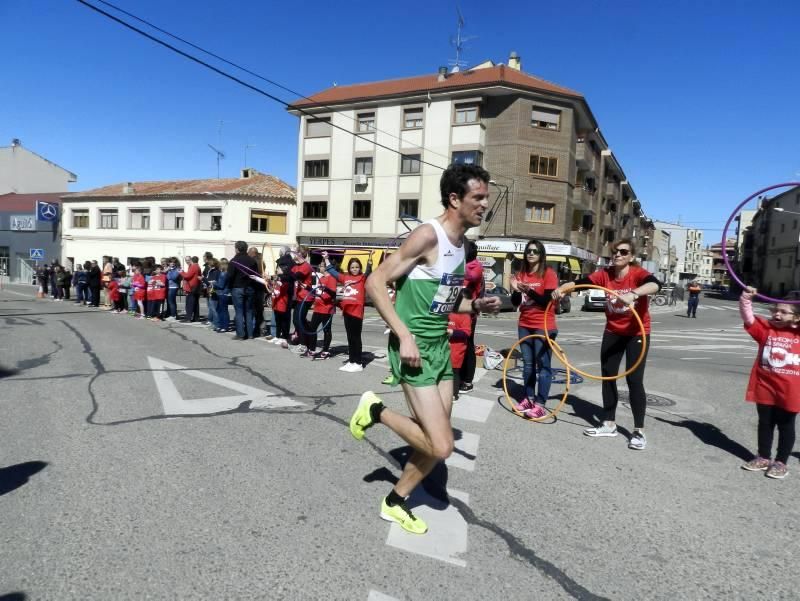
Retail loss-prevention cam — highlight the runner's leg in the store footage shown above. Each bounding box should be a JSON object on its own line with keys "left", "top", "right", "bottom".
{"left": 600, "top": 332, "right": 627, "bottom": 423}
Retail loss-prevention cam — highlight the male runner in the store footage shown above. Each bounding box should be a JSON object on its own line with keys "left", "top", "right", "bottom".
{"left": 349, "top": 163, "right": 501, "bottom": 534}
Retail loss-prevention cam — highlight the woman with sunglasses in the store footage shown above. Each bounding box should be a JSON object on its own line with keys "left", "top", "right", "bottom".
{"left": 553, "top": 239, "right": 661, "bottom": 449}
{"left": 510, "top": 239, "right": 559, "bottom": 418}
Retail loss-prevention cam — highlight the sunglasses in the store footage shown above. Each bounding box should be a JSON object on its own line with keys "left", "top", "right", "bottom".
{"left": 613, "top": 248, "right": 631, "bottom": 256}
{"left": 526, "top": 249, "right": 541, "bottom": 255}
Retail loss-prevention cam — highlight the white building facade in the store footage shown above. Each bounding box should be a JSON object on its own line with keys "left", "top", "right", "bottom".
{"left": 60, "top": 170, "right": 295, "bottom": 271}
{"left": 0, "top": 140, "right": 77, "bottom": 194}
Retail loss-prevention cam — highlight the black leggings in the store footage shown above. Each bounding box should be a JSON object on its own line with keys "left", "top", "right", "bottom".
{"left": 274, "top": 310, "right": 291, "bottom": 340}
{"left": 600, "top": 332, "right": 651, "bottom": 429}
{"left": 293, "top": 300, "right": 312, "bottom": 346}
{"left": 307, "top": 312, "right": 332, "bottom": 353}
{"left": 343, "top": 313, "right": 363, "bottom": 364}
{"left": 757, "top": 404, "right": 797, "bottom": 463}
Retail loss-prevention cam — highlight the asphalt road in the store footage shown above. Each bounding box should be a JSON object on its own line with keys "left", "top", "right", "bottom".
{"left": 1, "top": 285, "right": 797, "bottom": 600}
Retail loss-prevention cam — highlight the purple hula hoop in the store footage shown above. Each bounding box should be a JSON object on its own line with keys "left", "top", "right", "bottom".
{"left": 722, "top": 182, "right": 800, "bottom": 304}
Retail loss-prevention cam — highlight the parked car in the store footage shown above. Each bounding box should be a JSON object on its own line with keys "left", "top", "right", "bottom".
{"left": 583, "top": 288, "right": 607, "bottom": 311}
{"left": 484, "top": 285, "right": 515, "bottom": 312}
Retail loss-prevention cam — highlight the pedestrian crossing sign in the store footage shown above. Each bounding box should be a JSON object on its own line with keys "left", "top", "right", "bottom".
{"left": 30, "top": 248, "right": 45, "bottom": 260}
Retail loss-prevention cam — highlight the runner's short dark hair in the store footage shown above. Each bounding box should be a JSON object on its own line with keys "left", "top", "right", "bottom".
{"left": 440, "top": 163, "right": 490, "bottom": 209}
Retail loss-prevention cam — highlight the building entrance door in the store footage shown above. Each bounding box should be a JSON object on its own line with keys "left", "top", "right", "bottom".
{"left": 17, "top": 256, "right": 36, "bottom": 285}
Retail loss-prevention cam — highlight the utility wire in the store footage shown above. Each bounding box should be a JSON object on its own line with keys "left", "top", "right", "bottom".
{"left": 82, "top": 0, "right": 521, "bottom": 186}
{"left": 75, "top": 0, "right": 451, "bottom": 174}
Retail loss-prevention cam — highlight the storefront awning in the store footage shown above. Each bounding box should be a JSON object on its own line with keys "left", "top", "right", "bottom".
{"left": 568, "top": 258, "right": 581, "bottom": 271}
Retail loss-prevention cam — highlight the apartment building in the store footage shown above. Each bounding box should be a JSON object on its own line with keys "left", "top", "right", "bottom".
{"left": 287, "top": 54, "right": 650, "bottom": 286}
{"left": 0, "top": 138, "right": 77, "bottom": 194}
{"left": 60, "top": 169, "right": 295, "bottom": 272}
{"left": 652, "top": 221, "right": 704, "bottom": 283}
{"left": 742, "top": 186, "right": 800, "bottom": 295}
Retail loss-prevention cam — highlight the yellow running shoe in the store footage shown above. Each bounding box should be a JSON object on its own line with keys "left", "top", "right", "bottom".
{"left": 380, "top": 497, "right": 428, "bottom": 534}
{"left": 381, "top": 373, "right": 396, "bottom": 386}
{"left": 349, "top": 391, "right": 382, "bottom": 441}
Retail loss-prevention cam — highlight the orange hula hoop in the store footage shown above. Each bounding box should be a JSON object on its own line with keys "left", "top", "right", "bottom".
{"left": 502, "top": 334, "right": 571, "bottom": 422}
{"left": 543, "top": 284, "right": 648, "bottom": 382}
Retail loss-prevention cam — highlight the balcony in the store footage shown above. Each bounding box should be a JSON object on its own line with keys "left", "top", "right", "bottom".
{"left": 572, "top": 187, "right": 595, "bottom": 211}
{"left": 575, "top": 137, "right": 596, "bottom": 171}
{"left": 605, "top": 180, "right": 618, "bottom": 199}
{"left": 602, "top": 212, "right": 615, "bottom": 228}
{"left": 570, "top": 229, "right": 591, "bottom": 250}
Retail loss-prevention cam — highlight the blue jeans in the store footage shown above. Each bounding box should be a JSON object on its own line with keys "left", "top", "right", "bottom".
{"left": 167, "top": 288, "right": 178, "bottom": 318}
{"left": 231, "top": 287, "right": 255, "bottom": 338}
{"left": 207, "top": 297, "right": 218, "bottom": 326}
{"left": 518, "top": 326, "right": 558, "bottom": 404}
{"left": 687, "top": 296, "right": 699, "bottom": 317}
{"left": 216, "top": 294, "right": 230, "bottom": 330}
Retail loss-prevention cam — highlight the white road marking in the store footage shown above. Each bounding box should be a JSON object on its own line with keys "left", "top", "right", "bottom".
{"left": 452, "top": 395, "right": 494, "bottom": 423}
{"left": 680, "top": 357, "right": 712, "bottom": 361}
{"left": 147, "top": 356, "right": 304, "bottom": 415}
{"left": 445, "top": 431, "right": 480, "bottom": 472}
{"left": 367, "top": 592, "right": 402, "bottom": 601}
{"left": 385, "top": 488, "right": 469, "bottom": 567}
{"left": 471, "top": 367, "right": 487, "bottom": 383}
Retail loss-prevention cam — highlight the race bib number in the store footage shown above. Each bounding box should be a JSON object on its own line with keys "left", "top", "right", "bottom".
{"left": 429, "top": 273, "right": 464, "bottom": 315}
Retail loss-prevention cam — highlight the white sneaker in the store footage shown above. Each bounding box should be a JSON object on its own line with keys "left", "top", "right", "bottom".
{"left": 292, "top": 344, "right": 308, "bottom": 354}
{"left": 584, "top": 422, "right": 618, "bottom": 437}
{"left": 339, "top": 362, "right": 364, "bottom": 372}
{"left": 273, "top": 338, "right": 285, "bottom": 345}
{"left": 628, "top": 431, "right": 647, "bottom": 450}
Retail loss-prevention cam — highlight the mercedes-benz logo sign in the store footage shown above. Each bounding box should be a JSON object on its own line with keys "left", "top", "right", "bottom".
{"left": 41, "top": 204, "right": 57, "bottom": 219}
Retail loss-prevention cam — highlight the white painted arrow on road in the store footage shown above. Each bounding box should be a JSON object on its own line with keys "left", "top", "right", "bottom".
{"left": 148, "top": 356, "right": 304, "bottom": 415}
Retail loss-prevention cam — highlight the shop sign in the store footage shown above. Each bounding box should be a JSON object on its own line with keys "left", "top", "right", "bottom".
{"left": 11, "top": 215, "right": 36, "bottom": 231}
{"left": 476, "top": 255, "right": 495, "bottom": 267}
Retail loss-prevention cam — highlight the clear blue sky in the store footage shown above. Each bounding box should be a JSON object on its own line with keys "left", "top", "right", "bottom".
{"left": 3, "top": 0, "right": 799, "bottom": 242}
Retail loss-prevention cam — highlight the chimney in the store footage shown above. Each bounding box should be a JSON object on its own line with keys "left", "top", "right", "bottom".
{"left": 437, "top": 66, "right": 448, "bottom": 82}
{"left": 508, "top": 51, "right": 521, "bottom": 71}
{"left": 122, "top": 182, "right": 135, "bottom": 194}
{"left": 241, "top": 168, "right": 255, "bottom": 179}
{"left": 11, "top": 138, "right": 21, "bottom": 147}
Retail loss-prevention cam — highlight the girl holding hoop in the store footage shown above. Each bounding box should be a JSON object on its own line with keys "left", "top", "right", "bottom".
{"left": 303, "top": 268, "right": 337, "bottom": 359}
{"left": 553, "top": 238, "right": 661, "bottom": 449}
{"left": 322, "top": 251, "right": 373, "bottom": 372}
{"left": 738, "top": 287, "right": 800, "bottom": 479}
{"left": 510, "top": 239, "right": 559, "bottom": 419}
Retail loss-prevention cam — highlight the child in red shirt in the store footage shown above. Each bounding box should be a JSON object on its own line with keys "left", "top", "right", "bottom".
{"left": 147, "top": 264, "right": 167, "bottom": 321}
{"left": 305, "top": 269, "right": 337, "bottom": 359}
{"left": 739, "top": 287, "right": 800, "bottom": 479}
{"left": 448, "top": 312, "right": 471, "bottom": 399}
{"left": 108, "top": 276, "right": 123, "bottom": 313}
{"left": 131, "top": 265, "right": 146, "bottom": 319}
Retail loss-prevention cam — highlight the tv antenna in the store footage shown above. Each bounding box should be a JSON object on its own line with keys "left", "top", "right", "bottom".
{"left": 208, "top": 144, "right": 225, "bottom": 179}
{"left": 448, "top": 7, "right": 477, "bottom": 72}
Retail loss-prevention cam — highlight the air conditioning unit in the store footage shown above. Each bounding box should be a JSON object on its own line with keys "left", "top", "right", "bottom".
{"left": 354, "top": 174, "right": 368, "bottom": 185}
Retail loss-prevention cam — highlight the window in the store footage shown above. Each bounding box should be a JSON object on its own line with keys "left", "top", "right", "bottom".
{"left": 525, "top": 202, "right": 555, "bottom": 224}
{"left": 794, "top": 219, "right": 798, "bottom": 230}
{"left": 162, "top": 208, "right": 184, "bottom": 230}
{"left": 778, "top": 258, "right": 782, "bottom": 269}
{"left": 532, "top": 107, "right": 561, "bottom": 130}
{"left": 451, "top": 150, "right": 483, "bottom": 166}
{"left": 353, "top": 200, "right": 371, "bottom": 219}
{"left": 99, "top": 208, "right": 118, "bottom": 229}
{"left": 454, "top": 103, "right": 479, "bottom": 124}
{"left": 304, "top": 159, "right": 329, "bottom": 178}
{"left": 305, "top": 117, "right": 331, "bottom": 137}
{"left": 354, "top": 157, "right": 373, "bottom": 176}
{"left": 401, "top": 154, "right": 421, "bottom": 174}
{"left": 771, "top": 236, "right": 776, "bottom": 246}
{"left": 399, "top": 198, "right": 419, "bottom": 219}
{"left": 129, "top": 208, "right": 150, "bottom": 230}
{"left": 357, "top": 112, "right": 375, "bottom": 132}
{"left": 198, "top": 208, "right": 222, "bottom": 231}
{"left": 303, "top": 201, "right": 328, "bottom": 219}
{"left": 250, "top": 210, "right": 287, "bottom": 234}
{"left": 781, "top": 223, "right": 786, "bottom": 233}
{"left": 72, "top": 209, "right": 89, "bottom": 228}
{"left": 403, "top": 107, "right": 424, "bottom": 128}
{"left": 529, "top": 154, "right": 558, "bottom": 177}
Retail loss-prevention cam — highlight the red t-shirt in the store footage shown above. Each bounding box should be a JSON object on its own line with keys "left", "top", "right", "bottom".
{"left": 107, "top": 280, "right": 120, "bottom": 302}
{"left": 312, "top": 273, "right": 337, "bottom": 315}
{"left": 292, "top": 262, "right": 313, "bottom": 301}
{"left": 272, "top": 278, "right": 290, "bottom": 313}
{"left": 516, "top": 268, "right": 559, "bottom": 331}
{"left": 337, "top": 272, "right": 368, "bottom": 319}
{"left": 464, "top": 259, "right": 484, "bottom": 298}
{"left": 147, "top": 273, "right": 167, "bottom": 301}
{"left": 448, "top": 312, "right": 471, "bottom": 369}
{"left": 587, "top": 266, "right": 653, "bottom": 336}
{"left": 744, "top": 318, "right": 800, "bottom": 412}
{"left": 132, "top": 274, "right": 147, "bottom": 301}
{"left": 180, "top": 263, "right": 201, "bottom": 293}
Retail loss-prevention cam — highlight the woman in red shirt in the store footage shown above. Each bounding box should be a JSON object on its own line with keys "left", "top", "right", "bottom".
{"left": 554, "top": 238, "right": 661, "bottom": 450}
{"left": 322, "top": 251, "right": 373, "bottom": 372}
{"left": 510, "top": 239, "right": 560, "bottom": 419}
{"left": 738, "top": 287, "right": 800, "bottom": 479}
